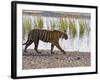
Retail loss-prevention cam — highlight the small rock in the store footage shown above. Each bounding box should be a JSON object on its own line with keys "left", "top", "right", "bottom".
{"left": 56, "top": 57, "right": 58, "bottom": 59}
{"left": 76, "top": 57, "right": 80, "bottom": 60}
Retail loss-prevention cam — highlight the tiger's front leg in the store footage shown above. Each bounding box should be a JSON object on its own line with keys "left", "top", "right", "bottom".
{"left": 54, "top": 42, "right": 66, "bottom": 54}
{"left": 51, "top": 43, "right": 54, "bottom": 54}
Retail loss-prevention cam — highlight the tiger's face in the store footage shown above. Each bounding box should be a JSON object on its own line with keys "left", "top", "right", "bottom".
{"left": 61, "top": 33, "right": 68, "bottom": 40}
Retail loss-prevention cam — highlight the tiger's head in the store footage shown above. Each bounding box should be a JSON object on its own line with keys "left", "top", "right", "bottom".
{"left": 61, "top": 33, "right": 68, "bottom": 40}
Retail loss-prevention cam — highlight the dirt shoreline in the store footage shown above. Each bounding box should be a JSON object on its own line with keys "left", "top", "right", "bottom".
{"left": 22, "top": 49, "right": 91, "bottom": 70}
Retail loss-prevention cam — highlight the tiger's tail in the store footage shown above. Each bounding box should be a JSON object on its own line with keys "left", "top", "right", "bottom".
{"left": 22, "top": 42, "right": 26, "bottom": 45}
{"left": 22, "top": 33, "right": 30, "bottom": 45}
{"left": 22, "top": 39, "right": 29, "bottom": 45}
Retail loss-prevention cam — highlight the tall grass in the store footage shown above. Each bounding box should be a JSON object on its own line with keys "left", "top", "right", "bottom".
{"left": 79, "top": 20, "right": 90, "bottom": 38}
{"left": 23, "top": 18, "right": 32, "bottom": 39}
{"left": 84, "top": 21, "right": 90, "bottom": 36}
{"left": 59, "top": 18, "right": 68, "bottom": 33}
{"left": 34, "top": 17, "right": 43, "bottom": 29}
{"left": 79, "top": 20, "right": 85, "bottom": 38}
{"left": 49, "top": 20, "right": 56, "bottom": 30}
{"left": 69, "top": 19, "right": 77, "bottom": 38}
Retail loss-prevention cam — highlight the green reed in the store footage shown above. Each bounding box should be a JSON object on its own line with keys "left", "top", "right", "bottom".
{"left": 59, "top": 18, "right": 68, "bottom": 33}
{"left": 69, "top": 19, "right": 77, "bottom": 38}
{"left": 84, "top": 21, "right": 90, "bottom": 36}
{"left": 79, "top": 20, "right": 90, "bottom": 38}
{"left": 34, "top": 17, "right": 44, "bottom": 29}
{"left": 49, "top": 20, "right": 56, "bottom": 30}
{"left": 23, "top": 18, "right": 32, "bottom": 39}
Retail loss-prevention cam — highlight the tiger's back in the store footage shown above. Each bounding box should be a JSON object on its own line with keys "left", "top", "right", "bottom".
{"left": 29, "top": 29, "right": 62, "bottom": 43}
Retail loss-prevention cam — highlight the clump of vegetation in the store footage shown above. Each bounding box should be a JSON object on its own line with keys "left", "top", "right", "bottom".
{"left": 79, "top": 20, "right": 85, "bottom": 38}
{"left": 79, "top": 20, "right": 90, "bottom": 38}
{"left": 23, "top": 18, "right": 32, "bottom": 39}
{"left": 34, "top": 16, "right": 44, "bottom": 29}
{"left": 69, "top": 19, "right": 77, "bottom": 38}
{"left": 84, "top": 21, "right": 90, "bottom": 36}
{"left": 59, "top": 18, "right": 68, "bottom": 33}
{"left": 49, "top": 20, "right": 56, "bottom": 30}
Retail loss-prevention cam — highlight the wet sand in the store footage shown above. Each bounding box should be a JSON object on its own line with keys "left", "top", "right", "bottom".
{"left": 22, "top": 49, "right": 91, "bottom": 69}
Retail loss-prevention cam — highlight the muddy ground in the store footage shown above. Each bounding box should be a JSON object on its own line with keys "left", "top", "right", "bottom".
{"left": 22, "top": 49, "right": 90, "bottom": 69}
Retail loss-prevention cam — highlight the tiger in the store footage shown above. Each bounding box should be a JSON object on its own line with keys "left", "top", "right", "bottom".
{"left": 23, "top": 29, "right": 68, "bottom": 54}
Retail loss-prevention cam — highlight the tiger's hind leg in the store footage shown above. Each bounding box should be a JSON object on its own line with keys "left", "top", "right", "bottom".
{"left": 51, "top": 43, "right": 54, "bottom": 54}
{"left": 24, "top": 40, "right": 33, "bottom": 53}
{"left": 34, "top": 41, "right": 41, "bottom": 53}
